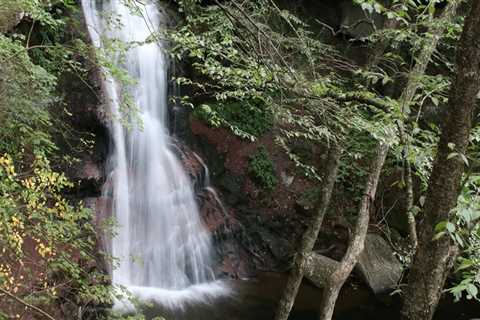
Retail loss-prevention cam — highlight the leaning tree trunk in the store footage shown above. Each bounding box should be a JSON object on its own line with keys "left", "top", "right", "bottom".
{"left": 318, "top": 143, "right": 389, "bottom": 320}
{"left": 315, "top": 3, "right": 458, "bottom": 319}
{"left": 274, "top": 145, "right": 341, "bottom": 320}
{"left": 401, "top": 1, "right": 480, "bottom": 319}
{"left": 276, "top": 2, "right": 459, "bottom": 320}
{"left": 397, "top": 0, "right": 460, "bottom": 251}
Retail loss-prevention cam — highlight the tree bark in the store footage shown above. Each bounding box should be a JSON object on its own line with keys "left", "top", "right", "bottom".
{"left": 397, "top": 0, "right": 459, "bottom": 251}
{"left": 401, "top": 1, "right": 480, "bottom": 319}
{"left": 318, "top": 143, "right": 389, "bottom": 320}
{"left": 314, "top": 4, "right": 456, "bottom": 317}
{"left": 405, "top": 163, "right": 418, "bottom": 250}
{"left": 275, "top": 2, "right": 458, "bottom": 320}
{"left": 274, "top": 145, "right": 341, "bottom": 320}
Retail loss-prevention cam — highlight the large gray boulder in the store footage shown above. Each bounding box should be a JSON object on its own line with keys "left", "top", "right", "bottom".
{"left": 356, "top": 233, "right": 403, "bottom": 294}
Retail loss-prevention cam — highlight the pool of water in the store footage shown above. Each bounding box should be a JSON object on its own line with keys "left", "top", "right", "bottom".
{"left": 135, "top": 272, "right": 480, "bottom": 319}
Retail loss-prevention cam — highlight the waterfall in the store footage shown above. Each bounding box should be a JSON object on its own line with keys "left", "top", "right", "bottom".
{"left": 81, "top": 0, "right": 227, "bottom": 309}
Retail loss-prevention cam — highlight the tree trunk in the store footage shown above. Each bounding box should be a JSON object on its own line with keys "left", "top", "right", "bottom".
{"left": 274, "top": 145, "right": 341, "bottom": 320}
{"left": 314, "top": 3, "right": 457, "bottom": 318}
{"left": 276, "top": 2, "right": 458, "bottom": 320}
{"left": 397, "top": 0, "right": 459, "bottom": 251}
{"left": 405, "top": 163, "right": 418, "bottom": 250}
{"left": 401, "top": 1, "right": 480, "bottom": 319}
{"left": 318, "top": 143, "right": 389, "bottom": 320}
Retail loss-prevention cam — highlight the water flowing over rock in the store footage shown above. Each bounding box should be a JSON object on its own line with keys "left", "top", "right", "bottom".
{"left": 81, "top": 0, "right": 228, "bottom": 308}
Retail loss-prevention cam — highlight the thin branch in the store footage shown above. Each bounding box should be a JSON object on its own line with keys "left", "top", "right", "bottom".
{"left": 0, "top": 287, "right": 56, "bottom": 320}
{"left": 26, "top": 20, "right": 35, "bottom": 49}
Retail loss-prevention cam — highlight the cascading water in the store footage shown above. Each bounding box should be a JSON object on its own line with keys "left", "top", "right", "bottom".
{"left": 81, "top": 0, "right": 227, "bottom": 310}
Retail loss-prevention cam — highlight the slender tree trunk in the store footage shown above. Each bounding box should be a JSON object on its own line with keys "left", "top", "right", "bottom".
{"left": 318, "top": 143, "right": 389, "bottom": 320}
{"left": 275, "top": 145, "right": 341, "bottom": 320}
{"left": 397, "top": 0, "right": 459, "bottom": 251}
{"left": 401, "top": 1, "right": 480, "bottom": 319}
{"left": 276, "top": 2, "right": 458, "bottom": 320}
{"left": 399, "top": 0, "right": 459, "bottom": 106}
{"left": 404, "top": 163, "right": 418, "bottom": 249}
{"left": 315, "top": 3, "right": 458, "bottom": 319}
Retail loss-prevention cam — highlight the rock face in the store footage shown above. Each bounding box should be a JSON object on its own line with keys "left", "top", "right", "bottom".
{"left": 185, "top": 118, "right": 315, "bottom": 275}
{"left": 356, "top": 233, "right": 403, "bottom": 294}
{"left": 181, "top": 116, "right": 356, "bottom": 277}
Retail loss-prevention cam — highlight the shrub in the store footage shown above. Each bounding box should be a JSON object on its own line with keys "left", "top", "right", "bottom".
{"left": 248, "top": 146, "right": 278, "bottom": 191}
{"left": 194, "top": 98, "right": 274, "bottom": 140}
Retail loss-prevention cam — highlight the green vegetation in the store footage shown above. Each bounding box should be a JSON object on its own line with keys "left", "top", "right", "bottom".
{"left": 169, "top": 0, "right": 480, "bottom": 319}
{"left": 194, "top": 98, "right": 274, "bottom": 139}
{"left": 248, "top": 146, "right": 278, "bottom": 190}
{"left": 0, "top": 0, "right": 113, "bottom": 319}
{"left": 2, "top": 0, "right": 480, "bottom": 319}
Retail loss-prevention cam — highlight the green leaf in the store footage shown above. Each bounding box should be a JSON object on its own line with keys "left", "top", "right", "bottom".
{"left": 435, "top": 221, "right": 447, "bottom": 232}
{"left": 456, "top": 259, "right": 474, "bottom": 272}
{"left": 433, "top": 231, "right": 446, "bottom": 241}
{"left": 447, "top": 152, "right": 458, "bottom": 160}
{"left": 419, "top": 196, "right": 426, "bottom": 207}
{"left": 446, "top": 222, "right": 456, "bottom": 233}
{"left": 454, "top": 233, "right": 464, "bottom": 247}
{"left": 467, "top": 284, "right": 478, "bottom": 299}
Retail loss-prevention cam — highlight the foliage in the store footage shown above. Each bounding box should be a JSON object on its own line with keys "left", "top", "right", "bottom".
{"left": 248, "top": 146, "right": 278, "bottom": 191}
{"left": 436, "top": 124, "right": 480, "bottom": 301}
{"left": 433, "top": 174, "right": 480, "bottom": 302}
{"left": 194, "top": 98, "right": 274, "bottom": 139}
{"left": 0, "top": 154, "right": 112, "bottom": 316}
{"left": 0, "top": 0, "right": 115, "bottom": 318}
{"left": 168, "top": 0, "right": 398, "bottom": 183}
{"left": 0, "top": 34, "right": 57, "bottom": 157}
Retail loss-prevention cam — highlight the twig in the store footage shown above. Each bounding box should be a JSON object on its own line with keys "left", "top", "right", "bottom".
{"left": 0, "top": 287, "right": 56, "bottom": 320}
{"left": 26, "top": 20, "right": 35, "bottom": 49}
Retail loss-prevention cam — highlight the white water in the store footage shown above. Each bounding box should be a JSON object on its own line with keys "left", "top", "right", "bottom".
{"left": 81, "top": 0, "right": 227, "bottom": 309}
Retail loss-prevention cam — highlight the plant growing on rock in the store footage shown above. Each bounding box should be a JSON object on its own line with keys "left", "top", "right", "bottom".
{"left": 248, "top": 146, "right": 278, "bottom": 191}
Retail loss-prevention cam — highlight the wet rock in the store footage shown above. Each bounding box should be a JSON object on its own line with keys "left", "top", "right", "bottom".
{"left": 218, "top": 174, "right": 242, "bottom": 205}
{"left": 67, "top": 157, "right": 103, "bottom": 197}
{"left": 356, "top": 233, "right": 403, "bottom": 294}
{"left": 260, "top": 229, "right": 293, "bottom": 262}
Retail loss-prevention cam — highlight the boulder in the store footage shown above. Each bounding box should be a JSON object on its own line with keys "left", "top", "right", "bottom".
{"left": 356, "top": 233, "right": 403, "bottom": 294}
{"left": 304, "top": 252, "right": 339, "bottom": 288}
